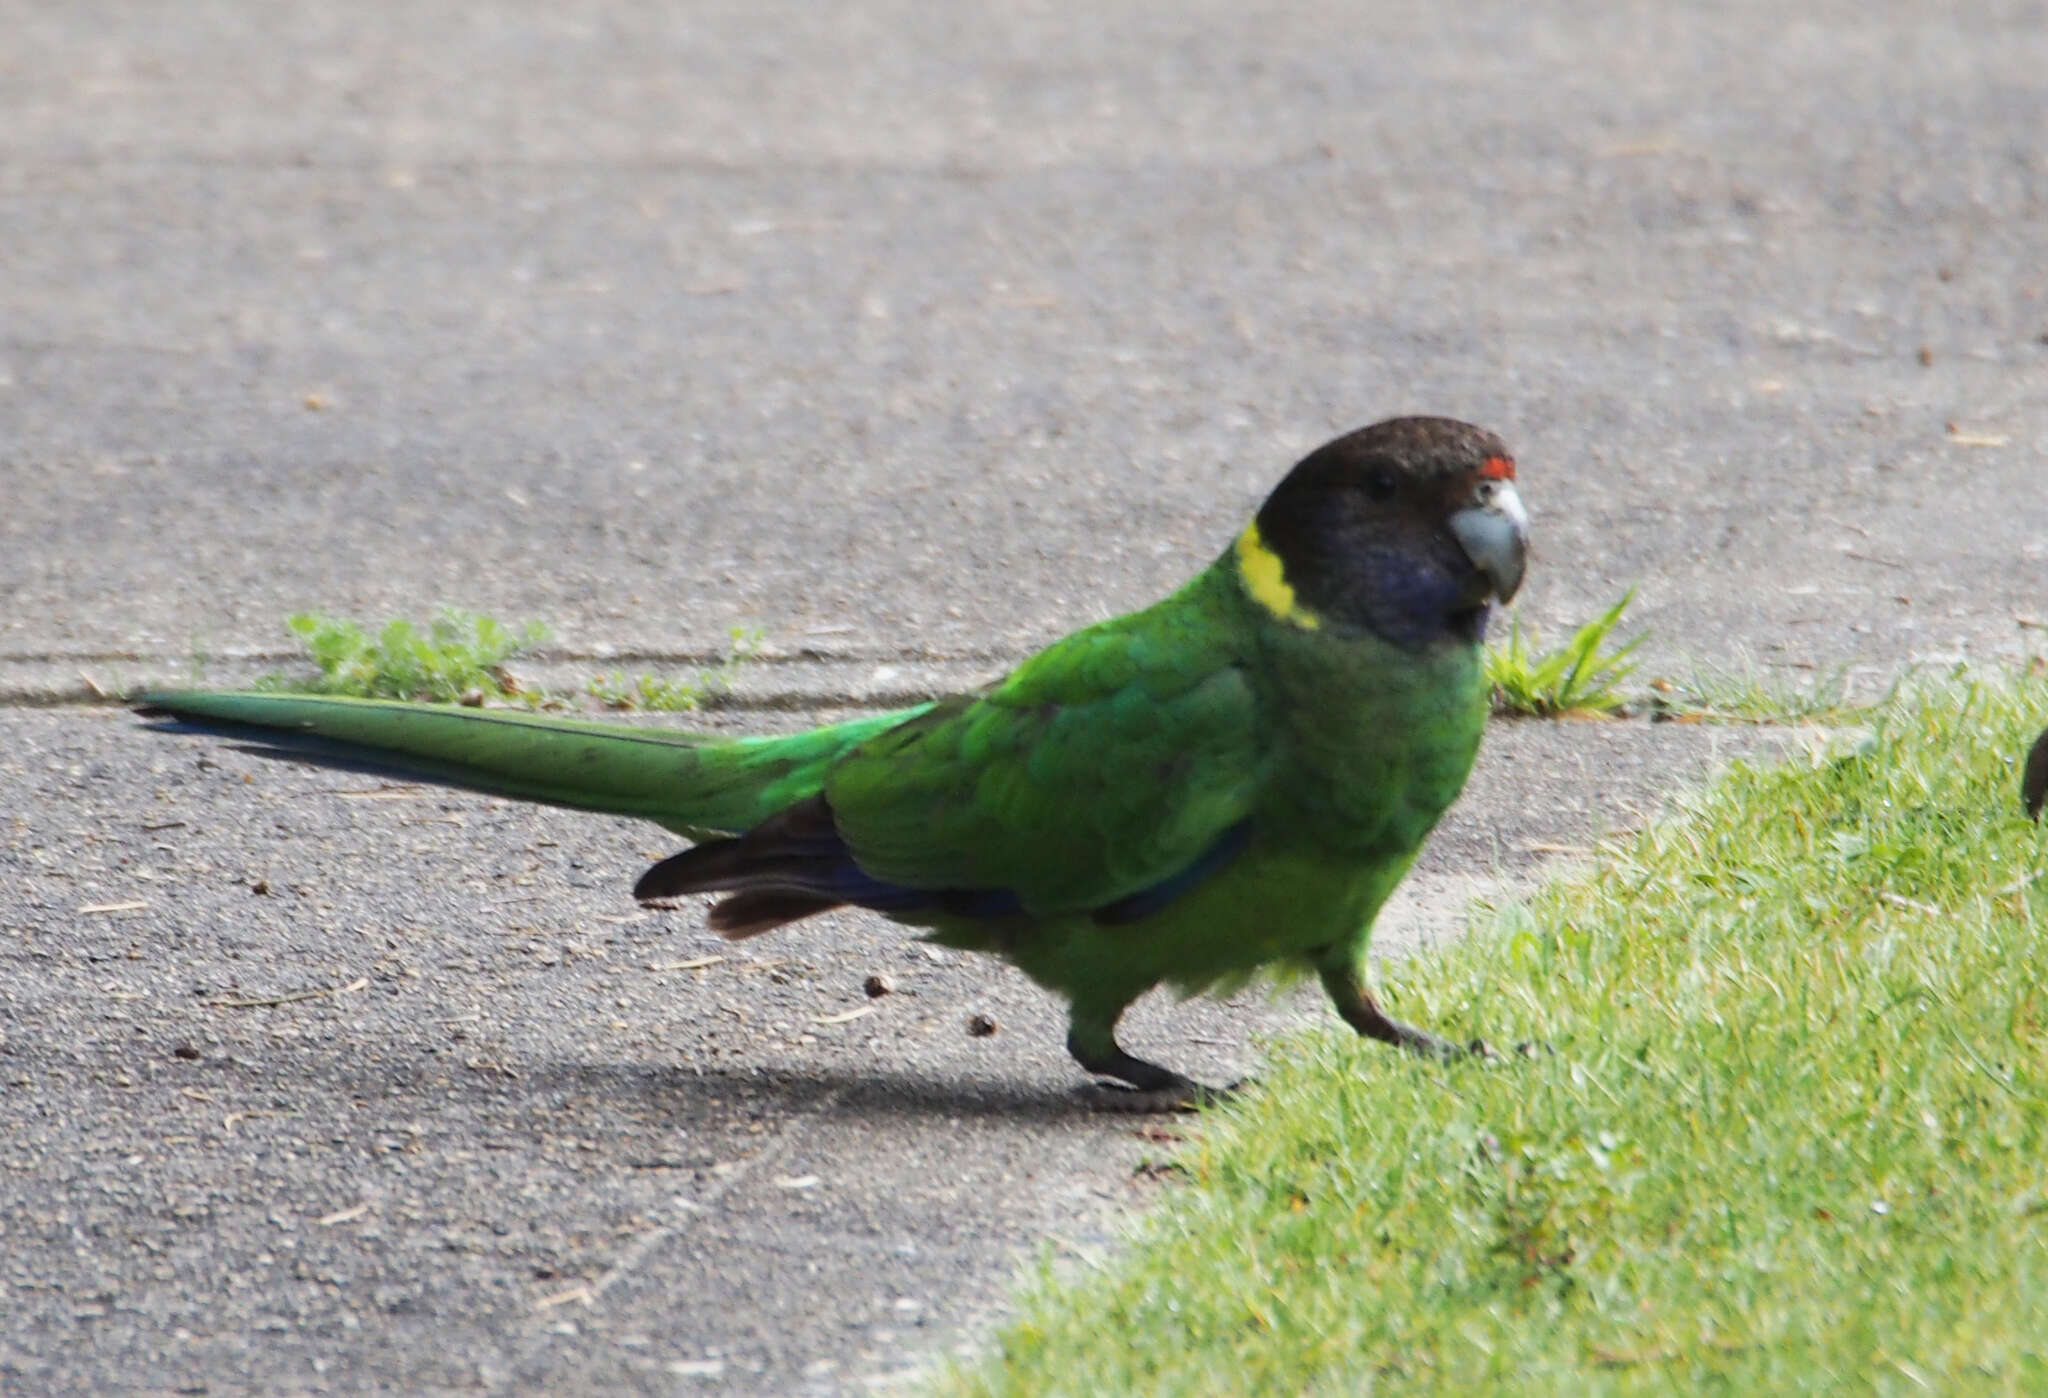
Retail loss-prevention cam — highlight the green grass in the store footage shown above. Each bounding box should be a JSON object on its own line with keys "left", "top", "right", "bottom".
{"left": 261, "top": 608, "right": 551, "bottom": 702}
{"left": 256, "top": 611, "right": 762, "bottom": 711}
{"left": 586, "top": 625, "right": 764, "bottom": 711}
{"left": 1487, "top": 592, "right": 1645, "bottom": 717}
{"left": 936, "top": 677, "right": 2048, "bottom": 1396}
{"left": 1653, "top": 660, "right": 1882, "bottom": 726}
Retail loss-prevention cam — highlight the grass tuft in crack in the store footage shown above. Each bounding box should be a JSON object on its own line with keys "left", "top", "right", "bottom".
{"left": 260, "top": 609, "right": 551, "bottom": 703}
{"left": 586, "top": 625, "right": 765, "bottom": 711}
{"left": 1487, "top": 590, "right": 1644, "bottom": 717}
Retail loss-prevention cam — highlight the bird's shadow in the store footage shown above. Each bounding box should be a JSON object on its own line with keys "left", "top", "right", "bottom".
{"left": 504, "top": 1058, "right": 1116, "bottom": 1128}
{"left": 98, "top": 1039, "right": 1125, "bottom": 1131}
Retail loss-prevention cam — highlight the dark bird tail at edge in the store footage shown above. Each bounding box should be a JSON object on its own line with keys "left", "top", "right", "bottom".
{"left": 2024, "top": 724, "right": 2048, "bottom": 822}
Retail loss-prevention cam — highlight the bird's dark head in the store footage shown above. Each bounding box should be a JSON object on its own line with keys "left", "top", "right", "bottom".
{"left": 1238, "top": 416, "right": 1529, "bottom": 650}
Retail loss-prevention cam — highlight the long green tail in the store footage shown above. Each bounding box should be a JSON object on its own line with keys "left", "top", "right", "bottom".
{"left": 134, "top": 691, "right": 928, "bottom": 838}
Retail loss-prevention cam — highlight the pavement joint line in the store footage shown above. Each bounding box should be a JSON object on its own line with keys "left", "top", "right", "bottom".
{"left": 497, "top": 1083, "right": 851, "bottom": 1390}
{"left": 0, "top": 648, "right": 1023, "bottom": 665}
{"left": 0, "top": 686, "right": 969, "bottom": 714}
{"left": 0, "top": 651, "right": 1019, "bottom": 711}
{"left": 12, "top": 152, "right": 1288, "bottom": 177}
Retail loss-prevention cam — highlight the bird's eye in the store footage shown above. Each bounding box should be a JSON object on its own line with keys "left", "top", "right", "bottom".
{"left": 1363, "top": 470, "right": 1398, "bottom": 502}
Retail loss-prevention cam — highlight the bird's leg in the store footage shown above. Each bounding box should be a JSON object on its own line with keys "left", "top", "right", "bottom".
{"left": 1065, "top": 1014, "right": 1228, "bottom": 1113}
{"left": 1317, "top": 961, "right": 1488, "bottom": 1062}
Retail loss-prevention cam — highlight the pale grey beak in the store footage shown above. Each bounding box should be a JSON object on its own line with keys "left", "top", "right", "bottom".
{"left": 1449, "top": 480, "right": 1528, "bottom": 604}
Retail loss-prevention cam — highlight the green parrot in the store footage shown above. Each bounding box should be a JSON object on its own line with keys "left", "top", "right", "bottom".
{"left": 137, "top": 416, "right": 1528, "bottom": 1108}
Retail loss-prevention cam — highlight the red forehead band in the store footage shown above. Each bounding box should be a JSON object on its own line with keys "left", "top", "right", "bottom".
{"left": 1480, "top": 455, "right": 1516, "bottom": 481}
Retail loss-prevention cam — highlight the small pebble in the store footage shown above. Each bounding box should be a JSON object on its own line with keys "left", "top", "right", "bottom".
{"left": 966, "top": 1014, "right": 998, "bottom": 1038}
{"left": 863, "top": 974, "right": 893, "bottom": 998}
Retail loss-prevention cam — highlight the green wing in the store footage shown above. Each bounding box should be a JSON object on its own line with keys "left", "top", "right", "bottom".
{"left": 823, "top": 570, "right": 1266, "bottom": 915}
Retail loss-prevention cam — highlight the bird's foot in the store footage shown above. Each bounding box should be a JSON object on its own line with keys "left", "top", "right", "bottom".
{"left": 1066, "top": 1030, "right": 1235, "bottom": 1112}
{"left": 1082, "top": 1076, "right": 1239, "bottom": 1114}
{"left": 1325, "top": 977, "right": 1548, "bottom": 1065}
